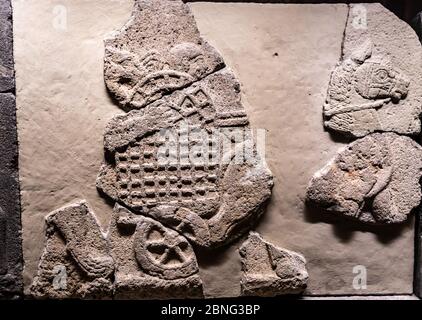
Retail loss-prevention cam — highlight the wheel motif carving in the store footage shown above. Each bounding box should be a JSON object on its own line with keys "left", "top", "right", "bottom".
{"left": 133, "top": 217, "right": 198, "bottom": 280}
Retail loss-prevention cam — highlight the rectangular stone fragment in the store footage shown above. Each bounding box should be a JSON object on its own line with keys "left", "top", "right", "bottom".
{"left": 0, "top": 92, "right": 22, "bottom": 298}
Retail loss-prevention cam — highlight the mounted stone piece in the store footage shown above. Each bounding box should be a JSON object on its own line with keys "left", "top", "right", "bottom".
{"left": 239, "top": 232, "right": 308, "bottom": 297}
{"left": 306, "top": 133, "right": 422, "bottom": 225}
{"left": 324, "top": 3, "right": 422, "bottom": 138}
{"left": 104, "top": 0, "right": 224, "bottom": 110}
{"left": 30, "top": 201, "right": 114, "bottom": 299}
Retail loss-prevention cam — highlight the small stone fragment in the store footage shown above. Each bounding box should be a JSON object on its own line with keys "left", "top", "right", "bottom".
{"left": 104, "top": 0, "right": 224, "bottom": 110}
{"left": 30, "top": 201, "right": 114, "bottom": 299}
{"left": 324, "top": 4, "right": 422, "bottom": 137}
{"left": 239, "top": 232, "right": 308, "bottom": 297}
{"left": 108, "top": 204, "right": 203, "bottom": 299}
{"left": 306, "top": 133, "right": 422, "bottom": 224}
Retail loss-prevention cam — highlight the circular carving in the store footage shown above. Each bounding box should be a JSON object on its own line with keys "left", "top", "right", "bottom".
{"left": 133, "top": 218, "right": 198, "bottom": 280}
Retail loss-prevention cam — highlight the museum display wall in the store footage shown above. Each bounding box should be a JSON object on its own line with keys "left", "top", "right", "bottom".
{"left": 1, "top": 0, "right": 422, "bottom": 300}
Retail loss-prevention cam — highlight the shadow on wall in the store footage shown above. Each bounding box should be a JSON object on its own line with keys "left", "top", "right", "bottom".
{"left": 304, "top": 199, "right": 416, "bottom": 245}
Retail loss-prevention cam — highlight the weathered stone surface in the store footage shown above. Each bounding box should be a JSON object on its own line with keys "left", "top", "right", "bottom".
{"left": 307, "top": 133, "right": 422, "bottom": 225}
{"left": 0, "top": 93, "right": 22, "bottom": 298}
{"left": 97, "top": 70, "right": 273, "bottom": 248}
{"left": 109, "top": 204, "right": 203, "bottom": 299}
{"left": 30, "top": 201, "right": 114, "bottom": 299}
{"left": 239, "top": 232, "right": 308, "bottom": 297}
{"left": 104, "top": 0, "right": 224, "bottom": 110}
{"left": 324, "top": 3, "right": 422, "bottom": 138}
{"left": 416, "top": 206, "right": 422, "bottom": 298}
{"left": 16, "top": 0, "right": 416, "bottom": 297}
{"left": 0, "top": 0, "right": 14, "bottom": 92}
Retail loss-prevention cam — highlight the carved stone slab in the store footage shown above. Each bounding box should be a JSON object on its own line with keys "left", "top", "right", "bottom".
{"left": 97, "top": 70, "right": 274, "bottom": 248}
{"left": 108, "top": 204, "right": 203, "bottom": 299}
{"left": 30, "top": 201, "right": 114, "bottom": 299}
{"left": 239, "top": 232, "right": 308, "bottom": 297}
{"left": 324, "top": 3, "right": 422, "bottom": 138}
{"left": 104, "top": 0, "right": 224, "bottom": 110}
{"left": 307, "top": 133, "right": 422, "bottom": 225}
{"left": 0, "top": 0, "right": 22, "bottom": 299}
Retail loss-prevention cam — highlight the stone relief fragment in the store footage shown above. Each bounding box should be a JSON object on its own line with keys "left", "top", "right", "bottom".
{"left": 109, "top": 204, "right": 203, "bottom": 299}
{"left": 239, "top": 232, "right": 308, "bottom": 297}
{"left": 104, "top": 0, "right": 224, "bottom": 110}
{"left": 324, "top": 3, "right": 422, "bottom": 138}
{"left": 30, "top": 201, "right": 114, "bottom": 299}
{"left": 306, "top": 133, "right": 422, "bottom": 225}
{"left": 97, "top": 70, "right": 273, "bottom": 248}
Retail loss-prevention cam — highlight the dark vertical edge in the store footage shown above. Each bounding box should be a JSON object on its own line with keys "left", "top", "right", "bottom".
{"left": 414, "top": 205, "right": 422, "bottom": 298}
{"left": 0, "top": 0, "right": 23, "bottom": 299}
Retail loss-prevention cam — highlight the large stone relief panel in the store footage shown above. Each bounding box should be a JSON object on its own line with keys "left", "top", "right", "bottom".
{"left": 15, "top": 0, "right": 419, "bottom": 298}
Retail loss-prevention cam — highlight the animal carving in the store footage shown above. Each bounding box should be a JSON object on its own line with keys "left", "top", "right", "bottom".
{"left": 324, "top": 40, "right": 410, "bottom": 118}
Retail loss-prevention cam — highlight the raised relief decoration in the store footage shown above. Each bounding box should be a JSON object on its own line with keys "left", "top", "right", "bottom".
{"left": 239, "top": 232, "right": 308, "bottom": 297}
{"left": 325, "top": 40, "right": 409, "bottom": 124}
{"left": 97, "top": 70, "right": 274, "bottom": 248}
{"left": 324, "top": 4, "right": 422, "bottom": 138}
{"left": 32, "top": 0, "right": 274, "bottom": 299}
{"left": 109, "top": 204, "right": 203, "bottom": 299}
{"left": 306, "top": 133, "right": 422, "bottom": 224}
{"left": 104, "top": 0, "right": 224, "bottom": 110}
{"left": 30, "top": 201, "right": 115, "bottom": 299}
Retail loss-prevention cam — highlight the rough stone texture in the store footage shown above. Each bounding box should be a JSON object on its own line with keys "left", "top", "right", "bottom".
{"left": 240, "top": 232, "right": 308, "bottom": 297}
{"left": 191, "top": 2, "right": 415, "bottom": 296}
{"left": 30, "top": 201, "right": 114, "bottom": 299}
{"left": 97, "top": 69, "right": 273, "bottom": 248}
{"left": 0, "top": 92, "right": 22, "bottom": 298}
{"left": 109, "top": 204, "right": 203, "bottom": 299}
{"left": 104, "top": 0, "right": 224, "bottom": 110}
{"left": 307, "top": 133, "right": 422, "bottom": 225}
{"left": 0, "top": 0, "right": 14, "bottom": 92}
{"left": 324, "top": 3, "right": 422, "bottom": 138}
{"left": 16, "top": 1, "right": 416, "bottom": 297}
{"left": 416, "top": 207, "right": 422, "bottom": 298}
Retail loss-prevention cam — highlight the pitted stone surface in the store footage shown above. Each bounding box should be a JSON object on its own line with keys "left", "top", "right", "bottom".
{"left": 307, "top": 133, "right": 422, "bottom": 225}
{"left": 0, "top": 0, "right": 13, "bottom": 92}
{"left": 0, "top": 92, "right": 22, "bottom": 298}
{"left": 30, "top": 201, "right": 114, "bottom": 299}
{"left": 239, "top": 232, "right": 308, "bottom": 297}
{"left": 324, "top": 3, "right": 422, "bottom": 138}
{"left": 104, "top": 0, "right": 224, "bottom": 110}
{"left": 97, "top": 70, "right": 273, "bottom": 248}
{"left": 108, "top": 204, "right": 203, "bottom": 299}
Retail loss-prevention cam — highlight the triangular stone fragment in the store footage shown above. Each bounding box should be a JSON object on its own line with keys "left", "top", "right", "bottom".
{"left": 30, "top": 201, "right": 114, "bottom": 299}
{"left": 239, "top": 232, "right": 308, "bottom": 297}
